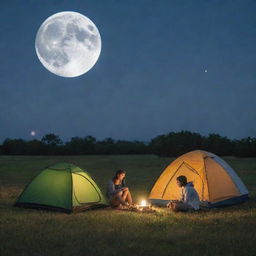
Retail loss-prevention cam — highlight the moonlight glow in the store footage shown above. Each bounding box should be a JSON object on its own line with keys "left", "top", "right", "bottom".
{"left": 35, "top": 11, "right": 101, "bottom": 78}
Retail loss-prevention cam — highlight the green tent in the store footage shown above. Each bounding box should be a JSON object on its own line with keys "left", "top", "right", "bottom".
{"left": 15, "top": 162, "right": 108, "bottom": 213}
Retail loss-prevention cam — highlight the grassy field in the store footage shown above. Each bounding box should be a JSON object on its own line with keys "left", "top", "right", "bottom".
{"left": 0, "top": 155, "right": 256, "bottom": 256}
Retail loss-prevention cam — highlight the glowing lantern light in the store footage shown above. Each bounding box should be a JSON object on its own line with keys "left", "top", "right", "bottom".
{"left": 140, "top": 200, "right": 147, "bottom": 207}
{"left": 137, "top": 199, "right": 154, "bottom": 213}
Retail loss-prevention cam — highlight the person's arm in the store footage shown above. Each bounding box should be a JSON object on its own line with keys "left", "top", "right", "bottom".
{"left": 181, "top": 186, "right": 191, "bottom": 203}
{"left": 108, "top": 180, "right": 115, "bottom": 196}
{"left": 179, "top": 187, "right": 185, "bottom": 202}
{"left": 183, "top": 187, "right": 194, "bottom": 204}
{"left": 108, "top": 180, "right": 124, "bottom": 196}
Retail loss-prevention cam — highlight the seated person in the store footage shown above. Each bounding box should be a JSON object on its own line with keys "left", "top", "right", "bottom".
{"left": 167, "top": 175, "right": 200, "bottom": 212}
{"left": 106, "top": 169, "right": 133, "bottom": 208}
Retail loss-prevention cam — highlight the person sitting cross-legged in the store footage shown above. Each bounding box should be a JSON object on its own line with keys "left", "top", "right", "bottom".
{"left": 107, "top": 169, "right": 133, "bottom": 209}
{"left": 167, "top": 175, "right": 200, "bottom": 212}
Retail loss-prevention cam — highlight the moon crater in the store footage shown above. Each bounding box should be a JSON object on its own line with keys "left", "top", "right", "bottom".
{"left": 35, "top": 12, "right": 101, "bottom": 77}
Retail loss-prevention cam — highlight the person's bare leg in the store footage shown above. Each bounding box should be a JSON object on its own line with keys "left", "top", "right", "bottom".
{"left": 122, "top": 188, "right": 133, "bottom": 205}
{"left": 126, "top": 190, "right": 133, "bottom": 205}
{"left": 116, "top": 191, "right": 127, "bottom": 205}
{"left": 110, "top": 191, "right": 127, "bottom": 207}
{"left": 171, "top": 202, "right": 189, "bottom": 212}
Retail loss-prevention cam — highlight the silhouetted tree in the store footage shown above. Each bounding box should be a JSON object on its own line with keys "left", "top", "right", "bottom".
{"left": 1, "top": 131, "right": 256, "bottom": 157}
{"left": 150, "top": 131, "right": 203, "bottom": 156}
{"left": 65, "top": 136, "right": 96, "bottom": 154}
{"left": 95, "top": 137, "right": 115, "bottom": 154}
{"left": 26, "top": 139, "right": 44, "bottom": 155}
{"left": 233, "top": 137, "right": 256, "bottom": 157}
{"left": 41, "top": 133, "right": 63, "bottom": 155}
{"left": 41, "top": 133, "right": 62, "bottom": 146}
{"left": 2, "top": 138, "right": 28, "bottom": 155}
{"left": 202, "top": 133, "right": 234, "bottom": 156}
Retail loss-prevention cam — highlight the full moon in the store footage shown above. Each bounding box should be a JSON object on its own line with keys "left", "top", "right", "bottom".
{"left": 35, "top": 11, "right": 101, "bottom": 78}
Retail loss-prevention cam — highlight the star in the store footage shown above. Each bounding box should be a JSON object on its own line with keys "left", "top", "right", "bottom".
{"left": 30, "top": 131, "right": 36, "bottom": 136}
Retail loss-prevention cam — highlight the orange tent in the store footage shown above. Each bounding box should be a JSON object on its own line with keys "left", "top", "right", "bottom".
{"left": 149, "top": 150, "right": 248, "bottom": 207}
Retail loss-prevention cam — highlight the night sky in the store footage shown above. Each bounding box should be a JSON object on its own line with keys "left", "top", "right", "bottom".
{"left": 1, "top": 0, "right": 256, "bottom": 143}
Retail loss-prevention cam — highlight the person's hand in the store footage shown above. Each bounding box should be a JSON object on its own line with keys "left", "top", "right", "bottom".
{"left": 122, "top": 187, "right": 128, "bottom": 191}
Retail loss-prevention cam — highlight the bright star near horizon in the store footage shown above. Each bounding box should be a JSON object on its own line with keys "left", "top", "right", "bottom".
{"left": 30, "top": 131, "right": 36, "bottom": 136}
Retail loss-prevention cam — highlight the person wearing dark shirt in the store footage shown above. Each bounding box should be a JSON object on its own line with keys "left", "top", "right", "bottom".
{"left": 107, "top": 169, "right": 133, "bottom": 208}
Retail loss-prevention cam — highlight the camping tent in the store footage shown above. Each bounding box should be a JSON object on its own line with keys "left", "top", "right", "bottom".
{"left": 15, "top": 162, "right": 108, "bottom": 212}
{"left": 149, "top": 150, "right": 249, "bottom": 207}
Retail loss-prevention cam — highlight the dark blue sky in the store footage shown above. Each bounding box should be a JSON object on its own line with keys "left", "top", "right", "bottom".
{"left": 1, "top": 0, "right": 256, "bottom": 142}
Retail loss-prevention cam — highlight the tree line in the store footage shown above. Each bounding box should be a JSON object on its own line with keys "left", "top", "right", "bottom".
{"left": 0, "top": 131, "right": 256, "bottom": 157}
